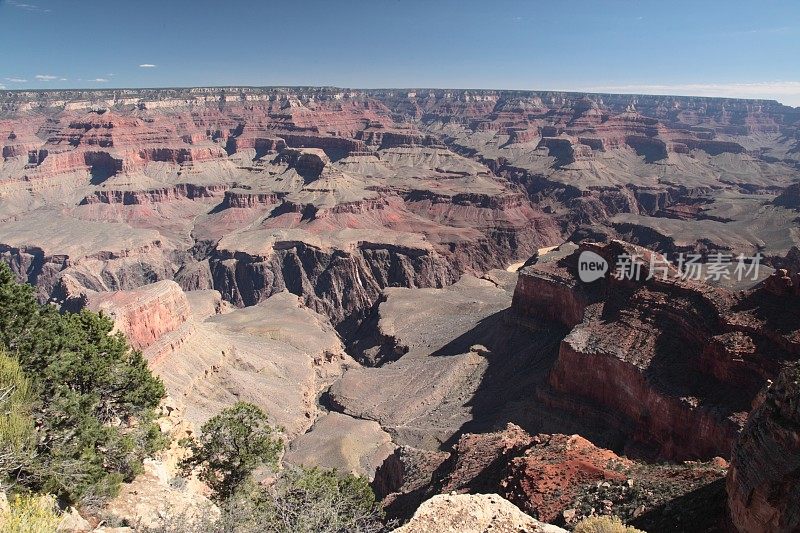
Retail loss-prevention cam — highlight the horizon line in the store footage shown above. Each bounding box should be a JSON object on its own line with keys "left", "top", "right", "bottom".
{"left": 0, "top": 85, "right": 795, "bottom": 107}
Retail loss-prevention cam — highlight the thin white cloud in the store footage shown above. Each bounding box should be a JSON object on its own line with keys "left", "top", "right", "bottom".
{"left": 575, "top": 82, "right": 800, "bottom": 108}
{"left": 138, "top": 64, "right": 157, "bottom": 68}
{"left": 59, "top": 78, "right": 67, "bottom": 81}
{"left": 6, "top": 77, "right": 27, "bottom": 83}
{"left": 0, "top": 85, "right": 5, "bottom": 90}
{"left": 35, "top": 74, "right": 57, "bottom": 81}
{"left": 90, "top": 78, "right": 109, "bottom": 83}
{"left": 724, "top": 26, "right": 792, "bottom": 37}
{"left": 7, "top": 1, "right": 51, "bottom": 13}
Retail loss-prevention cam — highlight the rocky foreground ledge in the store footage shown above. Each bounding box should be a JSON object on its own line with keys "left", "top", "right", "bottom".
{"left": 394, "top": 493, "right": 566, "bottom": 533}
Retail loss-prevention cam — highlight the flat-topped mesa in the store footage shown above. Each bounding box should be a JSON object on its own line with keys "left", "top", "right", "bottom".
{"left": 512, "top": 240, "right": 800, "bottom": 461}
{"left": 512, "top": 240, "right": 687, "bottom": 327}
{"left": 273, "top": 147, "right": 330, "bottom": 180}
{"left": 535, "top": 137, "right": 577, "bottom": 167}
{"left": 218, "top": 189, "right": 284, "bottom": 209}
{"left": 277, "top": 133, "right": 367, "bottom": 160}
{"left": 1, "top": 125, "right": 43, "bottom": 159}
{"left": 79, "top": 183, "right": 228, "bottom": 205}
{"left": 225, "top": 136, "right": 287, "bottom": 157}
{"left": 125, "top": 146, "right": 227, "bottom": 167}
{"left": 356, "top": 130, "right": 443, "bottom": 149}
{"left": 402, "top": 189, "right": 528, "bottom": 210}
{"left": 670, "top": 138, "right": 746, "bottom": 156}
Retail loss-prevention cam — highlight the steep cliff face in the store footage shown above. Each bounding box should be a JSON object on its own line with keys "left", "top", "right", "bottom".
{"left": 79, "top": 183, "right": 228, "bottom": 205}
{"left": 0, "top": 210, "right": 179, "bottom": 301}
{"left": 727, "top": 361, "right": 800, "bottom": 533}
{"left": 207, "top": 240, "right": 459, "bottom": 324}
{"left": 512, "top": 241, "right": 800, "bottom": 461}
{"left": 75, "top": 280, "right": 355, "bottom": 440}
{"left": 511, "top": 266, "right": 589, "bottom": 327}
{"left": 86, "top": 279, "right": 191, "bottom": 356}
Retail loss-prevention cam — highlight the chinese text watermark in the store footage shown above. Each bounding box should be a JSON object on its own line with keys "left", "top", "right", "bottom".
{"left": 578, "top": 250, "right": 763, "bottom": 283}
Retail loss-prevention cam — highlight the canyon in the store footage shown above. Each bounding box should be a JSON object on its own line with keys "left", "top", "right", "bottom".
{"left": 1, "top": 87, "right": 800, "bottom": 531}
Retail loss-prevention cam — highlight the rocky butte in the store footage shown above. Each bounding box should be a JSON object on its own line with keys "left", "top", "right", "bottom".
{"left": 1, "top": 87, "right": 799, "bottom": 532}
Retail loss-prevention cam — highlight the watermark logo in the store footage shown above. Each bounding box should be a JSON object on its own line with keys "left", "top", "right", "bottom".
{"left": 576, "top": 250, "right": 763, "bottom": 283}
{"left": 578, "top": 250, "right": 608, "bottom": 283}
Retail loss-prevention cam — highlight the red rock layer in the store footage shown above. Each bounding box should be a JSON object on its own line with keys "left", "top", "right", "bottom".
{"left": 512, "top": 241, "right": 800, "bottom": 461}
{"left": 383, "top": 423, "right": 727, "bottom": 528}
{"left": 86, "top": 280, "right": 191, "bottom": 355}
{"left": 80, "top": 183, "right": 228, "bottom": 205}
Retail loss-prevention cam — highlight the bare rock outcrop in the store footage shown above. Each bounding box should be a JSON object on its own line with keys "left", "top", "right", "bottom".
{"left": 101, "top": 398, "right": 219, "bottom": 530}
{"left": 274, "top": 147, "right": 331, "bottom": 180}
{"left": 87, "top": 280, "right": 192, "bottom": 357}
{"left": 727, "top": 361, "right": 800, "bottom": 533}
{"left": 512, "top": 240, "right": 800, "bottom": 461}
{"left": 392, "top": 493, "right": 566, "bottom": 533}
{"left": 392, "top": 423, "right": 726, "bottom": 530}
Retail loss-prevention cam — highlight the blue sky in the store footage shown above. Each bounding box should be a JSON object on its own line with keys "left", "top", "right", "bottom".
{"left": 1, "top": 0, "right": 799, "bottom": 105}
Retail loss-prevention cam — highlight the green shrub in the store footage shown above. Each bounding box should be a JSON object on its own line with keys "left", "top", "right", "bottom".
{"left": 180, "top": 402, "right": 283, "bottom": 500}
{"left": 574, "top": 515, "right": 645, "bottom": 533}
{"left": 172, "top": 402, "right": 383, "bottom": 532}
{"left": 0, "top": 350, "right": 36, "bottom": 455}
{"left": 259, "top": 465, "right": 382, "bottom": 533}
{"left": 141, "top": 465, "right": 385, "bottom": 533}
{"left": 0, "top": 263, "right": 166, "bottom": 505}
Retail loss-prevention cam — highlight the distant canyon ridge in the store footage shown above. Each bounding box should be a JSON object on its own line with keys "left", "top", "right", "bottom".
{"left": 1, "top": 87, "right": 799, "bottom": 312}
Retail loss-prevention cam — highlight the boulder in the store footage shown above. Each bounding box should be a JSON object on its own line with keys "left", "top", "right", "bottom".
{"left": 392, "top": 493, "right": 565, "bottom": 533}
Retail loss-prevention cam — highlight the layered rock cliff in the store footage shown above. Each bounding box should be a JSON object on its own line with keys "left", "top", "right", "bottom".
{"left": 512, "top": 241, "right": 800, "bottom": 461}
{"left": 727, "top": 361, "right": 800, "bottom": 533}
{"left": 383, "top": 423, "right": 728, "bottom": 531}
